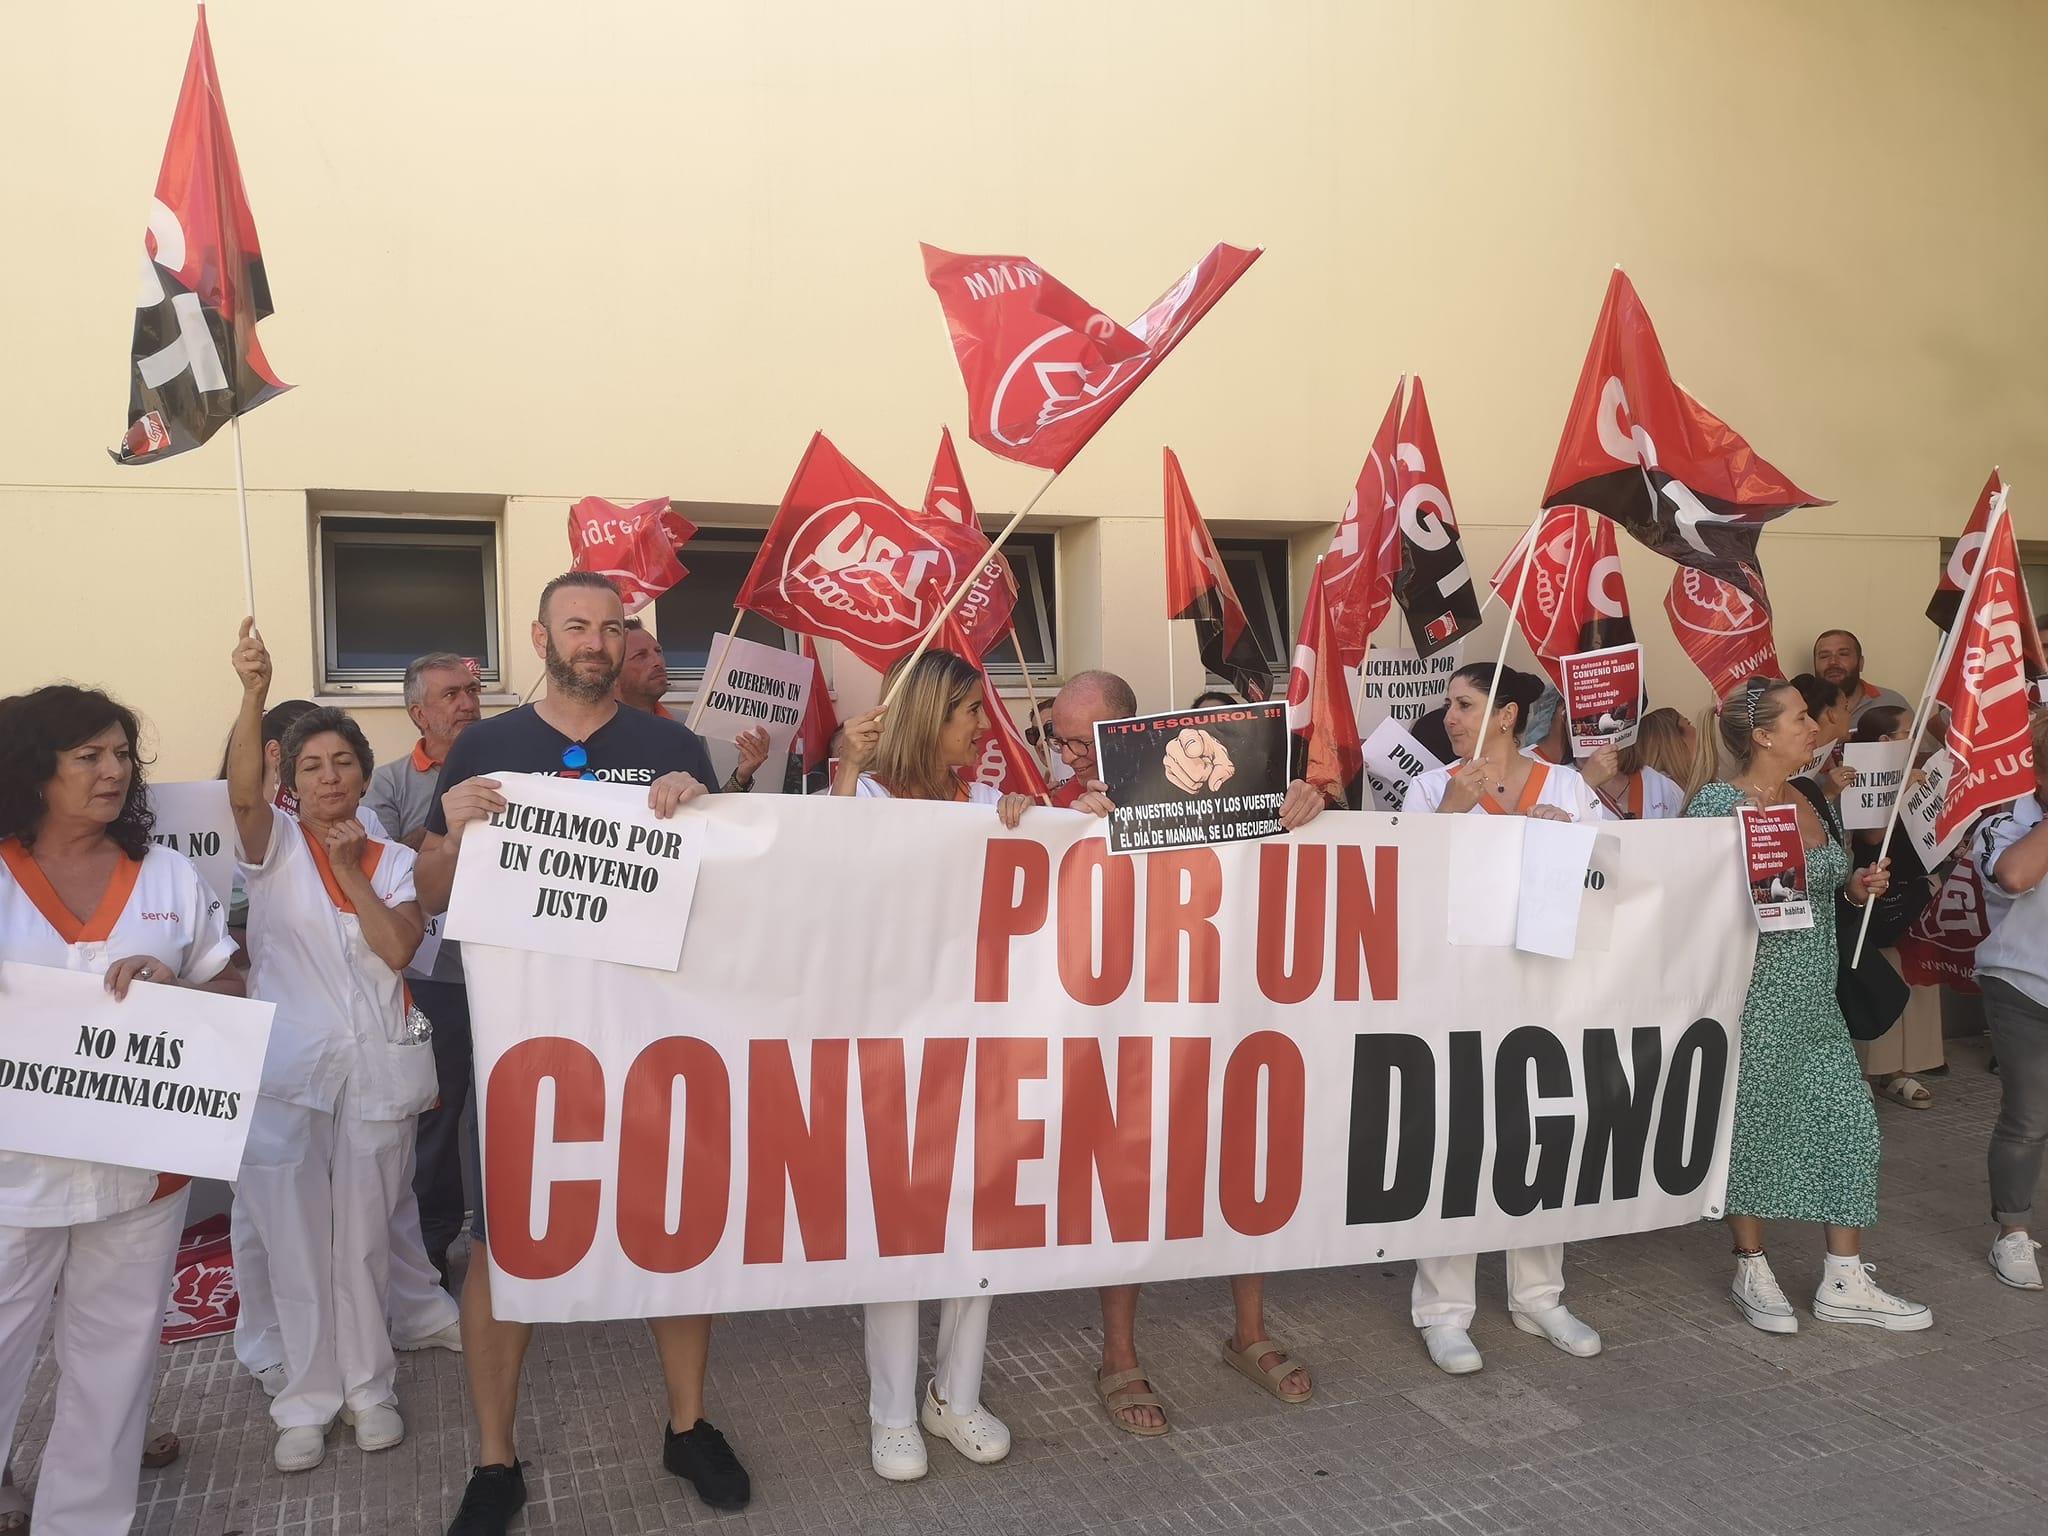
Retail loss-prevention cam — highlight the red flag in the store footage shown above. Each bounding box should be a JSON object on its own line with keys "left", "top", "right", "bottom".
{"left": 1389, "top": 379, "right": 1484, "bottom": 657}
{"left": 567, "top": 497, "right": 698, "bottom": 614}
{"left": 1664, "top": 565, "right": 1782, "bottom": 695}
{"left": 1543, "top": 270, "right": 1825, "bottom": 608}
{"left": 1491, "top": 508, "right": 1635, "bottom": 686}
{"left": 738, "top": 434, "right": 971, "bottom": 673}
{"left": 1933, "top": 509, "right": 2037, "bottom": 841}
{"left": 1164, "top": 448, "right": 1273, "bottom": 701}
{"left": 1927, "top": 470, "right": 2047, "bottom": 680}
{"left": 923, "top": 242, "right": 1262, "bottom": 471}
{"left": 1896, "top": 852, "right": 1990, "bottom": 993}
{"left": 1286, "top": 561, "right": 1363, "bottom": 800}
{"left": 1322, "top": 381, "right": 1404, "bottom": 670}
{"left": 914, "top": 428, "right": 1019, "bottom": 661}
{"left": 941, "top": 616, "right": 1051, "bottom": 800}
{"left": 114, "top": 6, "right": 288, "bottom": 464}
{"left": 794, "top": 636, "right": 839, "bottom": 773}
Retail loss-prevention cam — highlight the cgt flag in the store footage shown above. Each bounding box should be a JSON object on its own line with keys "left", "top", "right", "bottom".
{"left": 1389, "top": 379, "right": 1484, "bottom": 658}
{"left": 1543, "top": 270, "right": 1825, "bottom": 609}
{"left": 922, "top": 242, "right": 1262, "bottom": 471}
{"left": 1664, "top": 565, "right": 1782, "bottom": 696}
{"left": 1164, "top": 448, "right": 1274, "bottom": 702}
{"left": 113, "top": 5, "right": 288, "bottom": 464}
{"left": 1322, "top": 380, "right": 1404, "bottom": 670}
{"left": 916, "top": 427, "right": 1019, "bottom": 662}
{"left": 1286, "top": 560, "right": 1364, "bottom": 802}
{"left": 1489, "top": 506, "right": 1634, "bottom": 687}
{"left": 1932, "top": 508, "right": 2038, "bottom": 842}
{"left": 567, "top": 497, "right": 698, "bottom": 614}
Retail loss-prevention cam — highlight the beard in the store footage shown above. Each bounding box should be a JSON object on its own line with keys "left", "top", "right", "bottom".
{"left": 546, "top": 634, "right": 622, "bottom": 702}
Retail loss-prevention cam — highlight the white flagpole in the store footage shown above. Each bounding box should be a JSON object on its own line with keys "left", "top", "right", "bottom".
{"left": 1008, "top": 623, "right": 1052, "bottom": 771}
{"left": 1848, "top": 479, "right": 2007, "bottom": 966}
{"left": 1474, "top": 507, "right": 1547, "bottom": 773}
{"left": 231, "top": 414, "right": 255, "bottom": 621}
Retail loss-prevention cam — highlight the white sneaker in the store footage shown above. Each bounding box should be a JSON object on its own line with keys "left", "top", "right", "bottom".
{"left": 394, "top": 1320, "right": 464, "bottom": 1353}
{"left": 272, "top": 1424, "right": 327, "bottom": 1473}
{"left": 1990, "top": 1231, "right": 2045, "bottom": 1290}
{"left": 340, "top": 1400, "right": 405, "bottom": 1452}
{"left": 869, "top": 1421, "right": 928, "bottom": 1482}
{"left": 1812, "top": 1262, "right": 1933, "bottom": 1331}
{"left": 1421, "top": 1324, "right": 1483, "bottom": 1374}
{"left": 920, "top": 1385, "right": 1011, "bottom": 1464}
{"left": 254, "top": 1362, "right": 288, "bottom": 1397}
{"left": 1730, "top": 1252, "right": 1799, "bottom": 1334}
{"left": 1511, "top": 1303, "right": 1602, "bottom": 1357}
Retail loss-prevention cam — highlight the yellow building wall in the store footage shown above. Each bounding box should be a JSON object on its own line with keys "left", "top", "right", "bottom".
{"left": 3, "top": 0, "right": 2044, "bottom": 776}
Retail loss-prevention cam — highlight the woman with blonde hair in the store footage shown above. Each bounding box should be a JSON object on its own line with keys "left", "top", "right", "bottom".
{"left": 832, "top": 649, "right": 1026, "bottom": 1481}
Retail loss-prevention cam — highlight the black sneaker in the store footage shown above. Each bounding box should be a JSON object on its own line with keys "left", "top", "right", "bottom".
{"left": 663, "top": 1419, "right": 751, "bottom": 1510}
{"left": 448, "top": 1461, "right": 527, "bottom": 1535}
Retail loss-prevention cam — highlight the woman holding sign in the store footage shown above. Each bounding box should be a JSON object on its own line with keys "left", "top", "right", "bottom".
{"left": 1685, "top": 677, "right": 1931, "bottom": 1333}
{"left": 1583, "top": 708, "right": 1692, "bottom": 819}
{"left": 1399, "top": 664, "right": 1609, "bottom": 1376}
{"left": 0, "top": 685, "right": 237, "bottom": 1534}
{"left": 226, "top": 623, "right": 452, "bottom": 1474}
{"left": 832, "top": 649, "right": 1023, "bottom": 1480}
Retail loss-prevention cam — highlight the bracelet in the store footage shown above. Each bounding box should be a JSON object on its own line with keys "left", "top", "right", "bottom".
{"left": 725, "top": 771, "right": 753, "bottom": 793}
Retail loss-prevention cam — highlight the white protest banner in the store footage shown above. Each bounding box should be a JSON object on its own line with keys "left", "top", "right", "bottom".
{"left": 464, "top": 797, "right": 1755, "bottom": 1322}
{"left": 1356, "top": 644, "right": 1463, "bottom": 736}
{"left": 1560, "top": 644, "right": 1642, "bottom": 756}
{"left": 693, "top": 636, "right": 812, "bottom": 792}
{"left": 0, "top": 962, "right": 272, "bottom": 1181}
{"left": 1737, "top": 805, "right": 1811, "bottom": 932}
{"left": 1899, "top": 751, "right": 1970, "bottom": 866}
{"left": 1840, "top": 742, "right": 1911, "bottom": 832}
{"left": 145, "top": 781, "right": 235, "bottom": 907}
{"left": 443, "top": 772, "right": 705, "bottom": 970}
{"left": 1361, "top": 719, "right": 1446, "bottom": 812}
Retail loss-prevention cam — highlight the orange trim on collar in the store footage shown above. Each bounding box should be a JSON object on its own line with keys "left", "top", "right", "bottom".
{"left": 0, "top": 838, "right": 144, "bottom": 944}
{"left": 1597, "top": 771, "right": 1646, "bottom": 820}
{"left": 1478, "top": 760, "right": 1553, "bottom": 817}
{"left": 410, "top": 740, "right": 442, "bottom": 772}
{"left": 299, "top": 825, "right": 387, "bottom": 915}
{"left": 652, "top": 702, "right": 675, "bottom": 720}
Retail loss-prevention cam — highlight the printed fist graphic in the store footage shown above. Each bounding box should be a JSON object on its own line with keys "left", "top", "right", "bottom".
{"left": 1162, "top": 728, "right": 1236, "bottom": 795}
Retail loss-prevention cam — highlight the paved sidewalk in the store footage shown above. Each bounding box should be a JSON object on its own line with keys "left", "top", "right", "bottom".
{"left": 10, "top": 1038, "right": 2045, "bottom": 1536}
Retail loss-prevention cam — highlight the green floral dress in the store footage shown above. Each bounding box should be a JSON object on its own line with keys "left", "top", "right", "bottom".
{"left": 1686, "top": 782, "right": 1880, "bottom": 1227}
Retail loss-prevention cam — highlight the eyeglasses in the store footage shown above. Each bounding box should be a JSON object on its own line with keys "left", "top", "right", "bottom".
{"left": 561, "top": 742, "right": 595, "bottom": 780}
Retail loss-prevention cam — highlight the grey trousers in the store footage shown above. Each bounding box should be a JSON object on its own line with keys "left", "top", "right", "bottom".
{"left": 1982, "top": 977, "right": 2048, "bottom": 1226}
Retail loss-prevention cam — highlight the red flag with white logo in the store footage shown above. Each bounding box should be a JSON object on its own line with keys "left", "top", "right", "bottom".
{"left": 1390, "top": 379, "right": 1484, "bottom": 658}
{"left": 794, "top": 636, "right": 838, "bottom": 773}
{"left": 1932, "top": 510, "right": 2038, "bottom": 841}
{"left": 1164, "top": 448, "right": 1273, "bottom": 702}
{"left": 114, "top": 6, "right": 289, "bottom": 464}
{"left": 939, "top": 616, "right": 1051, "bottom": 800}
{"left": 1322, "top": 380, "right": 1404, "bottom": 670}
{"left": 1491, "top": 508, "right": 1635, "bottom": 686}
{"left": 1927, "top": 470, "right": 2046, "bottom": 681}
{"left": 914, "top": 427, "right": 1018, "bottom": 662}
{"left": 1287, "top": 561, "right": 1363, "bottom": 801}
{"left": 567, "top": 497, "right": 698, "bottom": 614}
{"left": 923, "top": 242, "right": 1262, "bottom": 471}
{"left": 1543, "top": 270, "right": 1825, "bottom": 609}
{"left": 1664, "top": 565, "right": 1782, "bottom": 696}
{"left": 1896, "top": 851, "right": 1990, "bottom": 993}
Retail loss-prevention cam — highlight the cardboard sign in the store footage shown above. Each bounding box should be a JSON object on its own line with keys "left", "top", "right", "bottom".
{"left": 1355, "top": 644, "right": 1463, "bottom": 736}
{"left": 1362, "top": 719, "right": 1447, "bottom": 811}
{"left": 145, "top": 781, "right": 236, "bottom": 907}
{"left": 1840, "top": 741, "right": 1911, "bottom": 831}
{"left": 411, "top": 910, "right": 446, "bottom": 976}
{"left": 444, "top": 772, "right": 706, "bottom": 970}
{"left": 1737, "top": 804, "right": 1811, "bottom": 931}
{"left": 1898, "top": 750, "right": 1970, "bottom": 866}
{"left": 692, "top": 635, "right": 812, "bottom": 792}
{"left": 1093, "top": 703, "right": 1290, "bottom": 854}
{"left": 0, "top": 962, "right": 273, "bottom": 1181}
{"left": 1560, "top": 644, "right": 1642, "bottom": 756}
{"left": 1515, "top": 818, "right": 1600, "bottom": 958}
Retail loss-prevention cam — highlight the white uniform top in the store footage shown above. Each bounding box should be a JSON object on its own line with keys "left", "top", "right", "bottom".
{"left": 0, "top": 840, "right": 235, "bottom": 1226}
{"left": 1402, "top": 758, "right": 1613, "bottom": 822}
{"left": 1976, "top": 794, "right": 2048, "bottom": 1008}
{"left": 1593, "top": 766, "right": 1686, "bottom": 821}
{"left": 855, "top": 775, "right": 1003, "bottom": 806}
{"left": 239, "top": 807, "right": 435, "bottom": 1121}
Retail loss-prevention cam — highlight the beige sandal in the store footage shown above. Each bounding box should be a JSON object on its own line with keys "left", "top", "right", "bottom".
{"left": 1096, "top": 1366, "right": 1170, "bottom": 1436}
{"left": 1221, "top": 1338, "right": 1312, "bottom": 1403}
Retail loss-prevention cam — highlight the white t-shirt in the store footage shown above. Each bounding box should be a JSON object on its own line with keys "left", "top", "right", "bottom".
{"left": 1976, "top": 794, "right": 2048, "bottom": 1008}
{"left": 1593, "top": 766, "right": 1685, "bottom": 821}
{"left": 855, "top": 775, "right": 1003, "bottom": 806}
{"left": 1402, "top": 758, "right": 1612, "bottom": 822}
{"left": 0, "top": 840, "right": 236, "bottom": 1226}
{"left": 239, "top": 807, "right": 435, "bottom": 1121}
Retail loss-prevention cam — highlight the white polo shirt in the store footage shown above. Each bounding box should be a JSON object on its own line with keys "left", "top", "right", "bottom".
{"left": 1976, "top": 794, "right": 2048, "bottom": 1008}
{"left": 1403, "top": 758, "right": 1613, "bottom": 823}
{"left": 239, "top": 807, "right": 435, "bottom": 1121}
{"left": 0, "top": 839, "right": 235, "bottom": 1226}
{"left": 855, "top": 776, "right": 1002, "bottom": 805}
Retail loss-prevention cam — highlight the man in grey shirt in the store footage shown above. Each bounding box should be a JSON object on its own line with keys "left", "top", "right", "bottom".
{"left": 366, "top": 652, "right": 483, "bottom": 1283}
{"left": 1813, "top": 629, "right": 1910, "bottom": 724}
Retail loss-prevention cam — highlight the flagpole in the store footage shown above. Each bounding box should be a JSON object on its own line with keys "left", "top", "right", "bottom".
{"left": 882, "top": 468, "right": 1062, "bottom": 708}
{"left": 231, "top": 414, "right": 256, "bottom": 621}
{"left": 1167, "top": 621, "right": 1179, "bottom": 711}
{"left": 1474, "top": 507, "right": 1547, "bottom": 771}
{"left": 1006, "top": 624, "right": 1052, "bottom": 771}
{"left": 1848, "top": 480, "right": 2007, "bottom": 966}
{"left": 687, "top": 612, "right": 746, "bottom": 730}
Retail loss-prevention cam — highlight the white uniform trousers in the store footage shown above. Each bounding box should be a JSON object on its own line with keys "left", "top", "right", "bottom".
{"left": 0, "top": 1187, "right": 188, "bottom": 1536}
{"left": 230, "top": 1088, "right": 416, "bottom": 1428}
{"left": 862, "top": 1296, "right": 991, "bottom": 1429}
{"left": 1411, "top": 1245, "right": 1566, "bottom": 1330}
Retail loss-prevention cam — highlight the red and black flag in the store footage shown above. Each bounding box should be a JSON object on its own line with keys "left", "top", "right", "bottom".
{"left": 1542, "top": 269, "right": 1824, "bottom": 609}
{"left": 113, "top": 6, "right": 288, "bottom": 464}
{"left": 1163, "top": 448, "right": 1273, "bottom": 702}
{"left": 1389, "top": 378, "right": 1484, "bottom": 657}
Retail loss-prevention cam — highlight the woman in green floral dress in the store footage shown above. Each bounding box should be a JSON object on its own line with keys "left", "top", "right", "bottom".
{"left": 1685, "top": 677, "right": 1932, "bottom": 1334}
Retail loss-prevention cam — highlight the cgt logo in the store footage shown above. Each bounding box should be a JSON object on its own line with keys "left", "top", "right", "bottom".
{"left": 779, "top": 498, "right": 956, "bottom": 644}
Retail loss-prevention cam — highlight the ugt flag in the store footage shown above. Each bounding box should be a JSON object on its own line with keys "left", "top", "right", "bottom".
{"left": 1664, "top": 565, "right": 1782, "bottom": 697}
{"left": 1163, "top": 448, "right": 1274, "bottom": 702}
{"left": 1490, "top": 506, "right": 1634, "bottom": 687}
{"left": 568, "top": 497, "right": 698, "bottom": 615}
{"left": 1543, "top": 269, "right": 1825, "bottom": 609}
{"left": 923, "top": 242, "right": 1261, "bottom": 471}
{"left": 939, "top": 615, "right": 1051, "bottom": 802}
{"left": 914, "top": 427, "right": 1018, "bottom": 662}
{"left": 113, "top": 5, "right": 288, "bottom": 464}
{"left": 1933, "top": 508, "right": 2038, "bottom": 842}
{"left": 1927, "top": 469, "right": 2047, "bottom": 684}
{"left": 1322, "top": 380, "right": 1403, "bottom": 670}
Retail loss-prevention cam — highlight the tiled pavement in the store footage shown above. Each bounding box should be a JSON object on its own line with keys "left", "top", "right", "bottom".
{"left": 11, "top": 1037, "right": 2047, "bottom": 1535}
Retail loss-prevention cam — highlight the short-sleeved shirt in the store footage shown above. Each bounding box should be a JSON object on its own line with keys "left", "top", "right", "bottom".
{"left": 0, "top": 840, "right": 236, "bottom": 1226}
{"left": 367, "top": 740, "right": 465, "bottom": 983}
{"left": 1595, "top": 766, "right": 1686, "bottom": 821}
{"left": 1976, "top": 794, "right": 2048, "bottom": 1008}
{"left": 1848, "top": 681, "right": 1911, "bottom": 724}
{"left": 424, "top": 703, "right": 719, "bottom": 839}
{"left": 1402, "top": 757, "right": 1611, "bottom": 822}
{"left": 239, "top": 806, "right": 435, "bottom": 1120}
{"left": 856, "top": 775, "right": 1001, "bottom": 806}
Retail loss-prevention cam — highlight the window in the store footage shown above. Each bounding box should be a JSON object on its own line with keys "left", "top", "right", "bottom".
{"left": 317, "top": 515, "right": 501, "bottom": 692}
{"left": 653, "top": 531, "right": 794, "bottom": 680}
{"left": 1213, "top": 538, "right": 1290, "bottom": 695}
{"left": 979, "top": 531, "right": 1059, "bottom": 683}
